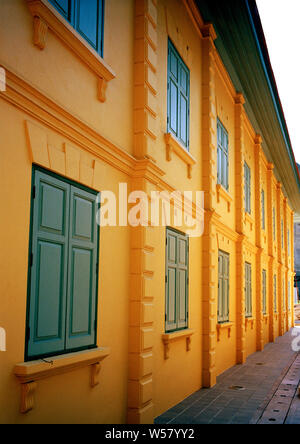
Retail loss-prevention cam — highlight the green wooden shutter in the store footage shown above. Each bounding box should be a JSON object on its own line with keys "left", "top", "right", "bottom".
{"left": 27, "top": 171, "right": 70, "bottom": 359}
{"left": 224, "top": 254, "right": 229, "bottom": 321}
{"left": 274, "top": 275, "right": 277, "bottom": 313}
{"left": 262, "top": 269, "right": 267, "bottom": 315}
{"left": 261, "top": 190, "right": 265, "bottom": 230}
{"left": 65, "top": 186, "right": 98, "bottom": 350}
{"left": 75, "top": 0, "right": 104, "bottom": 55}
{"left": 218, "top": 251, "right": 229, "bottom": 323}
{"left": 244, "top": 163, "right": 249, "bottom": 213}
{"left": 166, "top": 229, "right": 189, "bottom": 332}
{"left": 245, "top": 263, "right": 252, "bottom": 317}
{"left": 217, "top": 119, "right": 222, "bottom": 184}
{"left": 177, "top": 234, "right": 189, "bottom": 329}
{"left": 49, "top": 0, "right": 72, "bottom": 21}
{"left": 218, "top": 253, "right": 223, "bottom": 322}
{"left": 166, "top": 231, "right": 177, "bottom": 332}
{"left": 178, "top": 62, "right": 189, "bottom": 148}
{"left": 217, "top": 120, "right": 229, "bottom": 190}
{"left": 167, "top": 40, "right": 190, "bottom": 150}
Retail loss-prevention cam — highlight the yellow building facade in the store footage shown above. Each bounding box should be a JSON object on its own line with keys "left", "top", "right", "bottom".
{"left": 0, "top": 0, "right": 299, "bottom": 424}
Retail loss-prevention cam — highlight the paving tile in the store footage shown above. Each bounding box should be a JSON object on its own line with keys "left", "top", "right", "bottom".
{"left": 155, "top": 330, "right": 299, "bottom": 425}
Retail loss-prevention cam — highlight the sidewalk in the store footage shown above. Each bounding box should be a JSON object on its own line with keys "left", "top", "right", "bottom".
{"left": 155, "top": 329, "right": 300, "bottom": 424}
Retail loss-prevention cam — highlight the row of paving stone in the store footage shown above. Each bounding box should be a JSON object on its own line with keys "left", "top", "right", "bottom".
{"left": 155, "top": 329, "right": 300, "bottom": 424}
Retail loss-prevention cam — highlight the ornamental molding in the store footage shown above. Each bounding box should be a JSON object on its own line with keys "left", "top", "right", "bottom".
{"left": 14, "top": 347, "right": 110, "bottom": 413}
{"left": 165, "top": 133, "right": 197, "bottom": 179}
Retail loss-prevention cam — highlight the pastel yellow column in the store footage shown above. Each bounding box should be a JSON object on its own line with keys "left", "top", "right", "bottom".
{"left": 235, "top": 93, "right": 246, "bottom": 364}
{"left": 134, "top": 0, "right": 158, "bottom": 160}
{"left": 201, "top": 23, "right": 217, "bottom": 388}
{"left": 128, "top": 177, "right": 155, "bottom": 425}
{"left": 128, "top": 0, "right": 158, "bottom": 423}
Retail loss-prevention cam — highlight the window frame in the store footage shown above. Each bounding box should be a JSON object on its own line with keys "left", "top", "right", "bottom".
{"left": 48, "top": 0, "right": 105, "bottom": 57}
{"left": 25, "top": 165, "right": 100, "bottom": 362}
{"left": 217, "top": 119, "right": 229, "bottom": 191}
{"left": 167, "top": 39, "right": 190, "bottom": 150}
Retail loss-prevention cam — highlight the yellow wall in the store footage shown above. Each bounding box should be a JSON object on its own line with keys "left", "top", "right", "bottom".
{"left": 0, "top": 0, "right": 296, "bottom": 425}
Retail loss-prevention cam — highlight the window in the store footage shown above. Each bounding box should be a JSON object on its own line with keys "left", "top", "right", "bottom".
{"left": 262, "top": 269, "right": 267, "bottom": 315}
{"left": 218, "top": 251, "right": 230, "bottom": 323}
{"left": 165, "top": 228, "right": 189, "bottom": 333}
{"left": 26, "top": 167, "right": 99, "bottom": 360}
{"left": 274, "top": 275, "right": 277, "bottom": 313}
{"left": 261, "top": 190, "right": 265, "bottom": 230}
{"left": 167, "top": 39, "right": 190, "bottom": 150}
{"left": 217, "top": 120, "right": 229, "bottom": 191}
{"left": 273, "top": 207, "right": 276, "bottom": 241}
{"left": 49, "top": 0, "right": 105, "bottom": 56}
{"left": 245, "top": 263, "right": 252, "bottom": 318}
{"left": 244, "top": 162, "right": 251, "bottom": 214}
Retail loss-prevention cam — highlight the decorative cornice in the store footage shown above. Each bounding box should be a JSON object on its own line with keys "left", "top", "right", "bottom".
{"left": 25, "top": 0, "right": 115, "bottom": 102}
{"left": 182, "top": 0, "right": 205, "bottom": 39}
{"left": 214, "top": 53, "right": 237, "bottom": 103}
{"left": 235, "top": 93, "right": 245, "bottom": 105}
{"left": 255, "top": 134, "right": 262, "bottom": 145}
{"left": 201, "top": 23, "right": 217, "bottom": 41}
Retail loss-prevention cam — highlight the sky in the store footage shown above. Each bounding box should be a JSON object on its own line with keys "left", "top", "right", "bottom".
{"left": 256, "top": 0, "right": 300, "bottom": 164}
